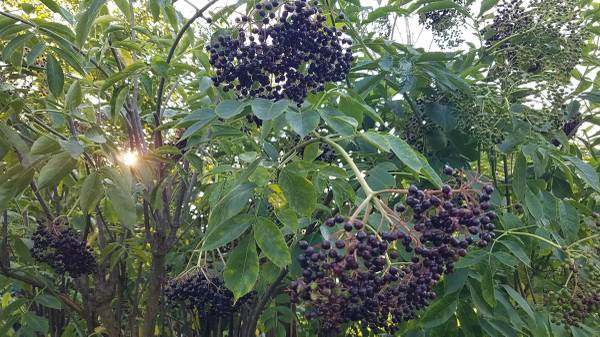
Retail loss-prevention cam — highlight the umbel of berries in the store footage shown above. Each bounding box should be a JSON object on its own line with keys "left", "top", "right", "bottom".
{"left": 165, "top": 271, "right": 255, "bottom": 318}
{"left": 289, "top": 182, "right": 497, "bottom": 333}
{"left": 31, "top": 222, "right": 97, "bottom": 278}
{"left": 207, "top": 0, "right": 353, "bottom": 105}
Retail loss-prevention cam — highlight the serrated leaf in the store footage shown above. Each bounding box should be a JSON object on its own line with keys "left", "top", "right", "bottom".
{"left": 285, "top": 110, "right": 320, "bottom": 138}
{"left": 251, "top": 98, "right": 289, "bottom": 120}
{"left": 479, "top": 0, "right": 499, "bottom": 15}
{"left": 30, "top": 136, "right": 61, "bottom": 155}
{"left": 100, "top": 62, "right": 147, "bottom": 92}
{"left": 24, "top": 312, "right": 48, "bottom": 333}
{"left": 502, "top": 285, "right": 535, "bottom": 320}
{"left": 80, "top": 172, "right": 103, "bottom": 214}
{"left": 254, "top": 217, "right": 291, "bottom": 268}
{"left": 279, "top": 168, "right": 316, "bottom": 216}
{"left": 482, "top": 270, "right": 497, "bottom": 307}
{"left": 386, "top": 135, "right": 423, "bottom": 172}
{"left": 215, "top": 99, "right": 246, "bottom": 119}
{"left": 64, "top": 81, "right": 82, "bottom": 112}
{"left": 420, "top": 293, "right": 458, "bottom": 328}
{"left": 224, "top": 235, "right": 259, "bottom": 300}
{"left": 75, "top": 0, "right": 107, "bottom": 48}
{"left": 34, "top": 295, "right": 62, "bottom": 309}
{"left": 276, "top": 208, "right": 298, "bottom": 232}
{"left": 37, "top": 152, "right": 76, "bottom": 189}
{"left": 499, "top": 239, "right": 530, "bottom": 266}
{"left": 202, "top": 214, "right": 253, "bottom": 251}
{"left": 110, "top": 86, "right": 129, "bottom": 123}
{"left": 208, "top": 183, "right": 254, "bottom": 226}
{"left": 106, "top": 182, "right": 136, "bottom": 227}
{"left": 46, "top": 54, "right": 64, "bottom": 97}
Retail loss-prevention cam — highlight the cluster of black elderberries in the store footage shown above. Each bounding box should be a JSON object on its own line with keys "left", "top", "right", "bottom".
{"left": 206, "top": 0, "right": 353, "bottom": 105}
{"left": 419, "top": 0, "right": 468, "bottom": 48}
{"left": 165, "top": 272, "right": 254, "bottom": 318}
{"left": 289, "top": 174, "right": 496, "bottom": 333}
{"left": 31, "top": 224, "right": 97, "bottom": 278}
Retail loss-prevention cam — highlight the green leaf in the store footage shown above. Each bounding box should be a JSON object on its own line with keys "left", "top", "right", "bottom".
{"left": 24, "top": 312, "right": 49, "bottom": 333}
{"left": 215, "top": 99, "right": 246, "bottom": 119}
{"left": 420, "top": 293, "right": 458, "bottom": 328}
{"left": 110, "top": 86, "right": 129, "bottom": 123}
{"left": 386, "top": 135, "right": 423, "bottom": 172}
{"left": 254, "top": 217, "right": 291, "bottom": 268}
{"left": 513, "top": 152, "right": 527, "bottom": 202}
{"left": 26, "top": 43, "right": 45, "bottom": 66}
{"left": 479, "top": 0, "right": 499, "bottom": 15}
{"left": 251, "top": 98, "right": 290, "bottom": 120}
{"left": 224, "top": 235, "right": 259, "bottom": 300}
{"left": 285, "top": 110, "right": 320, "bottom": 138}
{"left": 64, "top": 81, "right": 82, "bottom": 112}
{"left": 499, "top": 239, "right": 530, "bottom": 266}
{"left": 209, "top": 183, "right": 254, "bottom": 226}
{"left": 75, "top": 0, "right": 107, "bottom": 48}
{"left": 525, "top": 189, "right": 543, "bottom": 221}
{"left": 279, "top": 168, "right": 316, "bottom": 216}
{"left": 100, "top": 62, "right": 147, "bottom": 92}
{"left": 2, "top": 32, "right": 33, "bottom": 61}
{"left": 37, "top": 152, "right": 76, "bottom": 189}
{"left": 30, "top": 136, "right": 61, "bottom": 155}
{"left": 417, "top": 0, "right": 466, "bottom": 14}
{"left": 202, "top": 214, "right": 253, "bottom": 251}
{"left": 424, "top": 103, "right": 456, "bottom": 131}
{"left": 482, "top": 270, "right": 497, "bottom": 307}
{"left": 502, "top": 285, "right": 535, "bottom": 320}
{"left": 34, "top": 295, "right": 62, "bottom": 309}
{"left": 106, "top": 182, "right": 136, "bottom": 227}
{"left": 361, "top": 132, "right": 390, "bottom": 152}
{"left": 46, "top": 54, "right": 64, "bottom": 97}
{"left": 559, "top": 201, "right": 579, "bottom": 242}
{"left": 275, "top": 208, "right": 298, "bottom": 232}
{"left": 80, "top": 171, "right": 103, "bottom": 214}
{"left": 39, "top": 0, "right": 61, "bottom": 12}
{"left": 113, "top": 0, "right": 131, "bottom": 17}
{"left": 320, "top": 110, "right": 357, "bottom": 136}
{"left": 565, "top": 156, "right": 600, "bottom": 192}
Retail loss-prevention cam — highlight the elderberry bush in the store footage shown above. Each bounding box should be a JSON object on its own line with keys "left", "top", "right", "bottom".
{"left": 31, "top": 224, "right": 97, "bottom": 278}
{"left": 289, "top": 182, "right": 496, "bottom": 333}
{"left": 207, "top": 0, "right": 353, "bottom": 105}
{"left": 165, "top": 272, "right": 254, "bottom": 318}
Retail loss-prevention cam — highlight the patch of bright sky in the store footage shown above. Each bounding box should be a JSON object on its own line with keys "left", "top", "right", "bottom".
{"left": 174, "top": 0, "right": 485, "bottom": 51}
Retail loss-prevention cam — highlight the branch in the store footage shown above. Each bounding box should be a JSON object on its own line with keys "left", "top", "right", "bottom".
{"left": 153, "top": 0, "right": 218, "bottom": 147}
{"left": 30, "top": 182, "right": 54, "bottom": 220}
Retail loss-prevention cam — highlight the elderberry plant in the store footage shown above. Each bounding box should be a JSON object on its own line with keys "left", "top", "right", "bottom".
{"left": 207, "top": 0, "right": 353, "bottom": 105}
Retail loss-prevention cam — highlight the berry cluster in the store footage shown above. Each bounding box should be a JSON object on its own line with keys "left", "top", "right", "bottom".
{"left": 207, "top": 0, "right": 353, "bottom": 105}
{"left": 289, "top": 180, "right": 496, "bottom": 333}
{"left": 548, "top": 287, "right": 600, "bottom": 326}
{"left": 31, "top": 224, "right": 97, "bottom": 278}
{"left": 165, "top": 272, "right": 254, "bottom": 318}
{"left": 419, "top": 0, "right": 468, "bottom": 48}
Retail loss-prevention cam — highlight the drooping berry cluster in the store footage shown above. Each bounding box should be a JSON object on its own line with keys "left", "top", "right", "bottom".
{"left": 419, "top": 0, "right": 468, "bottom": 48}
{"left": 207, "top": 0, "right": 353, "bottom": 105}
{"left": 289, "top": 180, "right": 496, "bottom": 333}
{"left": 31, "top": 224, "right": 97, "bottom": 278}
{"left": 165, "top": 272, "right": 254, "bottom": 318}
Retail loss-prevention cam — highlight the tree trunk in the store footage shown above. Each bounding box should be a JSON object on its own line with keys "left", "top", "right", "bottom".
{"left": 142, "top": 253, "right": 166, "bottom": 337}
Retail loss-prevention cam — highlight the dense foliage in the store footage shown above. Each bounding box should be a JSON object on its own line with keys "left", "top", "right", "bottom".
{"left": 0, "top": 0, "right": 599, "bottom": 336}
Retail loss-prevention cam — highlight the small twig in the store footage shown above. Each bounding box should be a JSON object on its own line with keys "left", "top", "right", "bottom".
{"left": 30, "top": 182, "right": 54, "bottom": 220}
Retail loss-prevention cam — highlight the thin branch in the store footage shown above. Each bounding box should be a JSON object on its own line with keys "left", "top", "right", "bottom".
{"left": 30, "top": 182, "right": 54, "bottom": 220}
{"left": 153, "top": 0, "right": 218, "bottom": 147}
